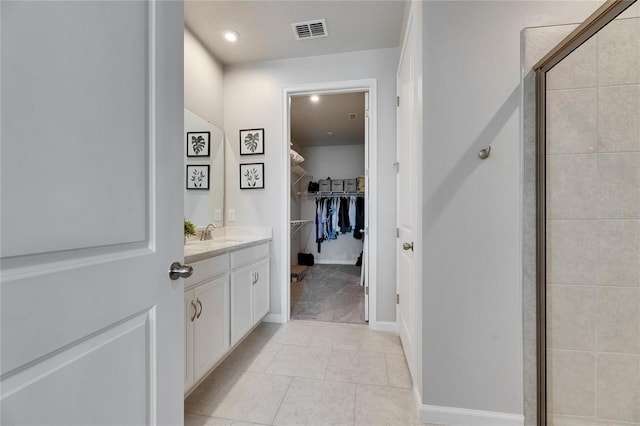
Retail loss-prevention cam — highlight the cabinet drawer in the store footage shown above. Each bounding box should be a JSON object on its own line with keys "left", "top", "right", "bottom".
{"left": 185, "top": 253, "right": 230, "bottom": 286}
{"left": 230, "top": 243, "right": 269, "bottom": 270}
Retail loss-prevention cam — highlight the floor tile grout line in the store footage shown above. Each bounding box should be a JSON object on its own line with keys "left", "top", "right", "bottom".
{"left": 269, "top": 375, "right": 295, "bottom": 426}
{"left": 383, "top": 352, "right": 391, "bottom": 387}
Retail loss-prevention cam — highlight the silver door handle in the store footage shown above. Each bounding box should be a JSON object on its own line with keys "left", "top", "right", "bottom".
{"left": 169, "top": 262, "right": 193, "bottom": 280}
{"left": 402, "top": 242, "right": 414, "bottom": 251}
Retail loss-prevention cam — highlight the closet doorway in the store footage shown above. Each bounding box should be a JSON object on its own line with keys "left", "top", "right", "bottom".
{"left": 282, "top": 80, "right": 377, "bottom": 327}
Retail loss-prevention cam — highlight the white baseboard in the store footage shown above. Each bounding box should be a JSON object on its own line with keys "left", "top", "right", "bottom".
{"left": 314, "top": 259, "right": 357, "bottom": 265}
{"left": 369, "top": 321, "right": 397, "bottom": 333}
{"left": 419, "top": 404, "right": 524, "bottom": 426}
{"left": 262, "top": 313, "right": 285, "bottom": 323}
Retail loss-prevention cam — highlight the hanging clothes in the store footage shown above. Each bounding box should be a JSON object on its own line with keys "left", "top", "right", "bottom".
{"left": 315, "top": 198, "right": 323, "bottom": 252}
{"left": 353, "top": 196, "right": 365, "bottom": 239}
{"left": 338, "top": 197, "right": 350, "bottom": 234}
{"left": 348, "top": 197, "right": 356, "bottom": 232}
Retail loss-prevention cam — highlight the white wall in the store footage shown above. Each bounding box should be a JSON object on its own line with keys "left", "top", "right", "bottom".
{"left": 300, "top": 144, "right": 365, "bottom": 263}
{"left": 224, "top": 47, "right": 399, "bottom": 321}
{"left": 184, "top": 27, "right": 224, "bottom": 128}
{"left": 414, "top": 0, "right": 604, "bottom": 421}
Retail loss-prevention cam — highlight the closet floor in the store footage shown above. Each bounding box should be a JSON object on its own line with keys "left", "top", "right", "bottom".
{"left": 290, "top": 264, "right": 365, "bottom": 324}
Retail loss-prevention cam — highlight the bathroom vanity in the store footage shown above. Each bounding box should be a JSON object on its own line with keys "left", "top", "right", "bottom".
{"left": 183, "top": 231, "right": 271, "bottom": 394}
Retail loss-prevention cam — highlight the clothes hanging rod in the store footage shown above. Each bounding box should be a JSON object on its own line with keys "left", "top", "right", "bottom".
{"left": 297, "top": 191, "right": 365, "bottom": 197}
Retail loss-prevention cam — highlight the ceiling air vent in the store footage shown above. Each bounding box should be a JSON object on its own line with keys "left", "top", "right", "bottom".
{"left": 292, "top": 19, "right": 328, "bottom": 40}
{"left": 348, "top": 113, "right": 358, "bottom": 120}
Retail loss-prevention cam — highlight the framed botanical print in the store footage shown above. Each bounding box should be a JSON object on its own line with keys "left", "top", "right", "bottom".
{"left": 239, "top": 163, "right": 264, "bottom": 189}
{"left": 239, "top": 128, "right": 264, "bottom": 155}
{"left": 186, "top": 165, "right": 209, "bottom": 190}
{"left": 186, "top": 132, "right": 210, "bottom": 157}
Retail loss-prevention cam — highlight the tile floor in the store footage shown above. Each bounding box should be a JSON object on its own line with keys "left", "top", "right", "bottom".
{"left": 184, "top": 320, "right": 418, "bottom": 426}
{"left": 290, "top": 264, "right": 366, "bottom": 324}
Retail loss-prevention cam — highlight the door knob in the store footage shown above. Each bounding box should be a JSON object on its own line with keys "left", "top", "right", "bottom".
{"left": 169, "top": 262, "right": 193, "bottom": 280}
{"left": 402, "top": 242, "right": 414, "bottom": 251}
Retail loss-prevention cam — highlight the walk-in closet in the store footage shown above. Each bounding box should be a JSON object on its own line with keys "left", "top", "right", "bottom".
{"left": 289, "top": 92, "right": 368, "bottom": 324}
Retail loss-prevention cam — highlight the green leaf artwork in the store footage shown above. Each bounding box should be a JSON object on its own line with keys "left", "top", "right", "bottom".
{"left": 244, "top": 132, "right": 260, "bottom": 153}
{"left": 191, "top": 135, "right": 205, "bottom": 154}
{"left": 243, "top": 167, "right": 260, "bottom": 187}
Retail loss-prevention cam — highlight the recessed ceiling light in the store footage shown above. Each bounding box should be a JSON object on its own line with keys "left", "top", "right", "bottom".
{"left": 310, "top": 95, "right": 319, "bottom": 102}
{"left": 222, "top": 30, "right": 239, "bottom": 42}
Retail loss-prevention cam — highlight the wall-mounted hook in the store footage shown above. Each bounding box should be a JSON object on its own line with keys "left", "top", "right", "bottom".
{"left": 478, "top": 146, "right": 491, "bottom": 160}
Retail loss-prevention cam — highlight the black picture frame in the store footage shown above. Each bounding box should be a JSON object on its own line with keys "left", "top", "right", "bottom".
{"left": 186, "top": 165, "right": 210, "bottom": 190}
{"left": 239, "top": 128, "right": 265, "bottom": 155}
{"left": 239, "top": 163, "right": 264, "bottom": 189}
{"left": 186, "top": 131, "right": 210, "bottom": 157}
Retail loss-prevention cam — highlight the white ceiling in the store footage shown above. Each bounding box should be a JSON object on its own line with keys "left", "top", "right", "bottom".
{"left": 291, "top": 92, "right": 365, "bottom": 147}
{"left": 184, "top": 0, "right": 408, "bottom": 65}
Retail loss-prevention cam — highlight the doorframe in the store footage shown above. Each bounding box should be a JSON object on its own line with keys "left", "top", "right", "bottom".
{"left": 280, "top": 78, "right": 379, "bottom": 327}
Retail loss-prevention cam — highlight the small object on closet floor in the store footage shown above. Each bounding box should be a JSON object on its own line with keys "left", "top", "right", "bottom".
{"left": 297, "top": 252, "right": 315, "bottom": 266}
{"left": 290, "top": 265, "right": 307, "bottom": 282}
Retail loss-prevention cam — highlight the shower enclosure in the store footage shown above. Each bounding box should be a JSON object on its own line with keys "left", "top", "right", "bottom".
{"left": 535, "top": 0, "right": 639, "bottom": 424}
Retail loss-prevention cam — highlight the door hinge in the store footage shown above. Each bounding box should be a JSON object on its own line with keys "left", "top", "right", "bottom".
{"left": 396, "top": 228, "right": 399, "bottom": 238}
{"left": 393, "top": 161, "right": 399, "bottom": 173}
{"left": 396, "top": 96, "right": 400, "bottom": 107}
{"left": 365, "top": 109, "right": 369, "bottom": 118}
{"left": 365, "top": 286, "right": 369, "bottom": 296}
{"left": 396, "top": 294, "right": 400, "bottom": 304}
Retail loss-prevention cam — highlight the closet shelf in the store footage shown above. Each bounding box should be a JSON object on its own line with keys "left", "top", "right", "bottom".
{"left": 291, "top": 165, "right": 311, "bottom": 186}
{"left": 290, "top": 219, "right": 313, "bottom": 236}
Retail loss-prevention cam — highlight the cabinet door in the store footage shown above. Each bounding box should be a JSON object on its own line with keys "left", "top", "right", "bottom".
{"left": 230, "top": 264, "right": 253, "bottom": 345}
{"left": 193, "top": 276, "right": 230, "bottom": 380}
{"left": 252, "top": 258, "right": 270, "bottom": 323}
{"left": 184, "top": 290, "right": 195, "bottom": 393}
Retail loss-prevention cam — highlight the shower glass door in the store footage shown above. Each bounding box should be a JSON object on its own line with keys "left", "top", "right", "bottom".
{"left": 543, "top": 10, "right": 640, "bottom": 425}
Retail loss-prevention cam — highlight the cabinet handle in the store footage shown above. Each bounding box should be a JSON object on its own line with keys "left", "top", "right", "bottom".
{"left": 196, "top": 298, "right": 203, "bottom": 319}
{"left": 252, "top": 272, "right": 256, "bottom": 285}
{"left": 256, "top": 272, "right": 259, "bottom": 283}
{"left": 190, "top": 300, "right": 197, "bottom": 322}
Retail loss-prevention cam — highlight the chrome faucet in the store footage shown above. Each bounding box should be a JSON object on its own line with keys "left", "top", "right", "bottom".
{"left": 200, "top": 223, "right": 217, "bottom": 241}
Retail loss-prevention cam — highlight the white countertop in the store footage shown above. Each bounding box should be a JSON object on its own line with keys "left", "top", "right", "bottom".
{"left": 184, "top": 227, "right": 272, "bottom": 263}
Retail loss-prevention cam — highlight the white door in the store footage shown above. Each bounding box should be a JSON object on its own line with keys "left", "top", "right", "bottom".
{"left": 1, "top": 2, "right": 184, "bottom": 425}
{"left": 363, "top": 92, "right": 370, "bottom": 322}
{"left": 396, "top": 16, "right": 416, "bottom": 379}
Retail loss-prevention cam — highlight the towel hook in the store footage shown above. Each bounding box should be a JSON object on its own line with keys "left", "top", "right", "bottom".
{"left": 478, "top": 146, "right": 491, "bottom": 160}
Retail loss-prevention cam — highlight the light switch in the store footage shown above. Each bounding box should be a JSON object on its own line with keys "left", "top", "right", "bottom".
{"left": 228, "top": 209, "right": 235, "bottom": 222}
{"left": 214, "top": 209, "right": 222, "bottom": 221}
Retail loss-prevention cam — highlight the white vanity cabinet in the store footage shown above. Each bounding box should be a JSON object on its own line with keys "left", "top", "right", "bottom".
{"left": 184, "top": 254, "right": 230, "bottom": 394}
{"left": 184, "top": 241, "right": 270, "bottom": 395}
{"left": 230, "top": 244, "right": 270, "bottom": 346}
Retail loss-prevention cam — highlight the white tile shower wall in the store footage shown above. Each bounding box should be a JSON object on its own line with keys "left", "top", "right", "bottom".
{"left": 546, "top": 16, "right": 640, "bottom": 424}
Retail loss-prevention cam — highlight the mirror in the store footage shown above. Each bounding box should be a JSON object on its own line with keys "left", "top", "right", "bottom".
{"left": 184, "top": 108, "right": 224, "bottom": 228}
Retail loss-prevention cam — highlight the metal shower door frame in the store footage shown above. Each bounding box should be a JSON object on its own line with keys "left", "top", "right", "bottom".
{"left": 533, "top": 1, "right": 637, "bottom": 424}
